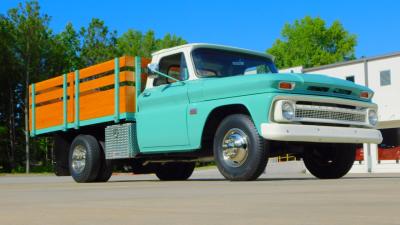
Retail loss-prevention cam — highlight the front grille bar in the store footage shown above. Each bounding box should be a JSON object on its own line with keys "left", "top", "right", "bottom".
{"left": 294, "top": 103, "right": 367, "bottom": 126}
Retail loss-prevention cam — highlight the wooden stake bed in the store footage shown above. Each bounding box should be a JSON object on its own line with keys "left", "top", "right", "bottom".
{"left": 29, "top": 56, "right": 150, "bottom": 136}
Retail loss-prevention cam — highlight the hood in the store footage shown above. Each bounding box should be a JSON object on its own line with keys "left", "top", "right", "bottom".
{"left": 188, "top": 73, "right": 373, "bottom": 102}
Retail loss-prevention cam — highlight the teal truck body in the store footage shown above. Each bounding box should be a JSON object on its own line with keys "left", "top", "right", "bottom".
{"left": 30, "top": 43, "right": 382, "bottom": 182}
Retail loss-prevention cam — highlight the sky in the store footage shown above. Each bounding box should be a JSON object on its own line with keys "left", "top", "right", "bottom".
{"left": 1, "top": 0, "right": 399, "bottom": 58}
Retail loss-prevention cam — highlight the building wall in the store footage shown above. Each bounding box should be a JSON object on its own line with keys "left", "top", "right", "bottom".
{"left": 306, "top": 63, "right": 366, "bottom": 86}
{"left": 367, "top": 57, "right": 400, "bottom": 125}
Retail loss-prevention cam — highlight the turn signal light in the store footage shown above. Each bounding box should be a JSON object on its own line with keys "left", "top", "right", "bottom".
{"left": 279, "top": 82, "right": 295, "bottom": 90}
{"left": 360, "top": 91, "right": 372, "bottom": 99}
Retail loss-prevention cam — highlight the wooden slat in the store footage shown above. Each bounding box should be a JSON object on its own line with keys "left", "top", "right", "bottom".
{"left": 35, "top": 88, "right": 63, "bottom": 104}
{"left": 80, "top": 74, "right": 115, "bottom": 93}
{"left": 121, "top": 86, "right": 136, "bottom": 113}
{"left": 79, "top": 89, "right": 114, "bottom": 121}
{"left": 121, "top": 71, "right": 134, "bottom": 82}
{"left": 79, "top": 71, "right": 134, "bottom": 93}
{"left": 120, "top": 56, "right": 134, "bottom": 67}
{"left": 36, "top": 102, "right": 63, "bottom": 129}
{"left": 79, "top": 56, "right": 133, "bottom": 80}
{"left": 79, "top": 59, "right": 114, "bottom": 79}
{"left": 35, "top": 76, "right": 63, "bottom": 92}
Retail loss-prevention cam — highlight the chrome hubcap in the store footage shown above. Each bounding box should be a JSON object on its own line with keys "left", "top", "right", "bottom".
{"left": 221, "top": 128, "right": 249, "bottom": 167}
{"left": 72, "top": 145, "right": 86, "bottom": 173}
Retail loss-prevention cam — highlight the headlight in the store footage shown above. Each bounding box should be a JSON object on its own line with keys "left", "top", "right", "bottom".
{"left": 282, "top": 101, "right": 295, "bottom": 120}
{"left": 368, "top": 109, "right": 378, "bottom": 126}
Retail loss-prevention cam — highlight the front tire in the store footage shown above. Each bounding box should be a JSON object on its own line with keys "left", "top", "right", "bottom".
{"left": 69, "top": 135, "right": 101, "bottom": 183}
{"left": 155, "top": 162, "right": 195, "bottom": 181}
{"left": 303, "top": 143, "right": 356, "bottom": 179}
{"left": 213, "top": 114, "right": 268, "bottom": 181}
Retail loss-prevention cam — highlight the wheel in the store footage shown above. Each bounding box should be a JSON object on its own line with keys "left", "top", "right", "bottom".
{"left": 213, "top": 114, "right": 268, "bottom": 181}
{"left": 69, "top": 135, "right": 101, "bottom": 183}
{"left": 303, "top": 144, "right": 356, "bottom": 179}
{"left": 94, "top": 141, "right": 113, "bottom": 182}
{"left": 155, "top": 162, "right": 195, "bottom": 181}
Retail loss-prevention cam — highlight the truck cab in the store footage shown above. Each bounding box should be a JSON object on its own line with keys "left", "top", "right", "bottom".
{"left": 30, "top": 43, "right": 382, "bottom": 182}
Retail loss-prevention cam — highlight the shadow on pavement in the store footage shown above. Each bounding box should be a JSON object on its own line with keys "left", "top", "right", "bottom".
{"left": 108, "top": 174, "right": 400, "bottom": 183}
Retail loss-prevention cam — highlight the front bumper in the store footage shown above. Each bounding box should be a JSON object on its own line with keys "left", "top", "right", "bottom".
{"left": 260, "top": 123, "right": 382, "bottom": 144}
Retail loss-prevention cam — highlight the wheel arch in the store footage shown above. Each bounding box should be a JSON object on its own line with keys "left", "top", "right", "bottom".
{"left": 199, "top": 104, "right": 253, "bottom": 155}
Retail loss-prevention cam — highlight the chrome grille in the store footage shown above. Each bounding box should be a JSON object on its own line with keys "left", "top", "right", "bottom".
{"left": 295, "top": 108, "right": 366, "bottom": 122}
{"left": 293, "top": 103, "right": 367, "bottom": 125}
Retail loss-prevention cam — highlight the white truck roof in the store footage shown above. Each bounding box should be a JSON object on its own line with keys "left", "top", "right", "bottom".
{"left": 151, "top": 43, "right": 275, "bottom": 61}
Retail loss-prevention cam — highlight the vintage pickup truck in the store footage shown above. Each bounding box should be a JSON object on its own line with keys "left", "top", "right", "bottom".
{"left": 29, "top": 43, "right": 382, "bottom": 182}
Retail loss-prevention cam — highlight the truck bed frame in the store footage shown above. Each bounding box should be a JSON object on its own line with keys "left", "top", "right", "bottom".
{"left": 29, "top": 56, "right": 150, "bottom": 136}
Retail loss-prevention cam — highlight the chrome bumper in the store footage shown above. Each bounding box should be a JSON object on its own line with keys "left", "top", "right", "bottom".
{"left": 260, "top": 123, "right": 382, "bottom": 144}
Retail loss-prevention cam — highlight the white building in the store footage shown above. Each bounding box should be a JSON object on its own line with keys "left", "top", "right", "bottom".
{"left": 281, "top": 52, "right": 400, "bottom": 173}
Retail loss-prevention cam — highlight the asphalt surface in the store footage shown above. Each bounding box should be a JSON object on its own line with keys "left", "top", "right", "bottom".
{"left": 0, "top": 165, "right": 399, "bottom": 225}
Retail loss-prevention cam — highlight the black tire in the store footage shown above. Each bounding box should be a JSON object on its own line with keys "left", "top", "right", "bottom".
{"left": 94, "top": 141, "right": 113, "bottom": 182}
{"left": 53, "top": 135, "right": 71, "bottom": 176}
{"left": 69, "top": 135, "right": 101, "bottom": 183}
{"left": 213, "top": 114, "right": 268, "bottom": 181}
{"left": 303, "top": 143, "right": 356, "bottom": 179}
{"left": 155, "top": 162, "right": 195, "bottom": 181}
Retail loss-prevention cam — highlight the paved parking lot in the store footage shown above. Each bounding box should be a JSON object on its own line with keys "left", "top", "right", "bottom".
{"left": 1, "top": 166, "right": 399, "bottom": 225}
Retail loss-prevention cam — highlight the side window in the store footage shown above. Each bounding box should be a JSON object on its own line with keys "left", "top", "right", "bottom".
{"left": 380, "top": 70, "right": 391, "bottom": 86}
{"left": 153, "top": 53, "right": 188, "bottom": 87}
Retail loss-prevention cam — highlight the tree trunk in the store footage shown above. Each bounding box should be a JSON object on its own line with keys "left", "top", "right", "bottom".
{"left": 8, "top": 84, "right": 16, "bottom": 170}
{"left": 25, "top": 41, "right": 30, "bottom": 174}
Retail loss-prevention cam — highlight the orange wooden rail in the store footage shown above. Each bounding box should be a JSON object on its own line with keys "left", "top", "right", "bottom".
{"left": 29, "top": 56, "right": 151, "bottom": 136}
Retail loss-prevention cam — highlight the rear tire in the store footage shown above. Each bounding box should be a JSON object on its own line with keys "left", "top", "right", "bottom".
{"left": 155, "top": 162, "right": 195, "bottom": 181}
{"left": 303, "top": 143, "right": 356, "bottom": 179}
{"left": 94, "top": 141, "right": 113, "bottom": 182}
{"left": 69, "top": 135, "right": 101, "bottom": 183}
{"left": 213, "top": 114, "right": 268, "bottom": 181}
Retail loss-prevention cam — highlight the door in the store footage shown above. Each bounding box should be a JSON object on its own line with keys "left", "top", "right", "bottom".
{"left": 136, "top": 53, "right": 190, "bottom": 151}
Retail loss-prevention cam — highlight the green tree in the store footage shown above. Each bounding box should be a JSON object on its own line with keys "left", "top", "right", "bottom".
{"left": 7, "top": 1, "right": 54, "bottom": 172}
{"left": 0, "top": 15, "right": 18, "bottom": 171}
{"left": 80, "top": 18, "right": 118, "bottom": 66}
{"left": 117, "top": 29, "right": 186, "bottom": 58}
{"left": 267, "top": 16, "right": 357, "bottom": 69}
{"left": 51, "top": 22, "right": 81, "bottom": 73}
{"left": 141, "top": 30, "right": 157, "bottom": 57}
{"left": 117, "top": 29, "right": 144, "bottom": 56}
{"left": 157, "top": 33, "right": 187, "bottom": 50}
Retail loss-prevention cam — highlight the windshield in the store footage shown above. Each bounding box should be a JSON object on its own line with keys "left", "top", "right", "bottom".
{"left": 192, "top": 48, "right": 277, "bottom": 78}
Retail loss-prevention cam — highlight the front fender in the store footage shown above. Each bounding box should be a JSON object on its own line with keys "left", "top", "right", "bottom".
{"left": 186, "top": 92, "right": 275, "bottom": 149}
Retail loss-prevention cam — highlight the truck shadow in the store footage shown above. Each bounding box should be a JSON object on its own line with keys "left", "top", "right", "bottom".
{"left": 109, "top": 175, "right": 400, "bottom": 183}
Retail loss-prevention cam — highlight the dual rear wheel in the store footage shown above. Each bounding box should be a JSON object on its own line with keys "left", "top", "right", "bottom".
{"left": 69, "top": 135, "right": 112, "bottom": 183}
{"left": 68, "top": 134, "right": 195, "bottom": 182}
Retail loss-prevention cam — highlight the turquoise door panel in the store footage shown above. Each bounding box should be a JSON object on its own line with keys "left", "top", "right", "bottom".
{"left": 137, "top": 82, "right": 190, "bottom": 151}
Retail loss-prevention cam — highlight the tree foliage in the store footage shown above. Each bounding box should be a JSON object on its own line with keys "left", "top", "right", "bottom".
{"left": 117, "top": 30, "right": 187, "bottom": 57}
{"left": 267, "top": 16, "right": 357, "bottom": 69}
{"left": 80, "top": 18, "right": 118, "bottom": 66}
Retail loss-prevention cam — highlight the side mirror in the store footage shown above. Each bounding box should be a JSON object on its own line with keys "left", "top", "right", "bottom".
{"left": 146, "top": 63, "right": 180, "bottom": 82}
{"left": 147, "top": 63, "right": 159, "bottom": 79}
